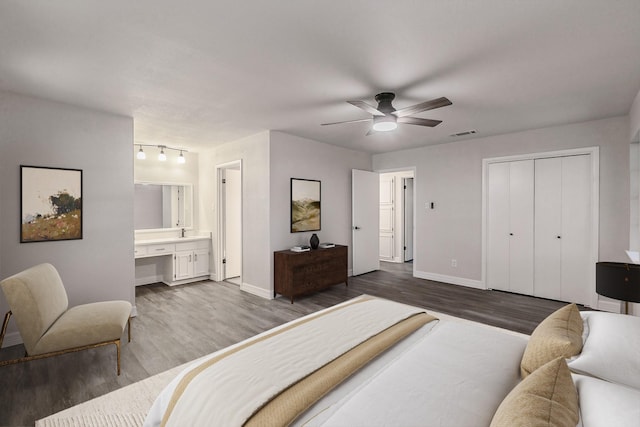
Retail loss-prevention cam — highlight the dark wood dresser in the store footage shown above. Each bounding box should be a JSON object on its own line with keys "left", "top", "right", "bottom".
{"left": 274, "top": 245, "right": 348, "bottom": 303}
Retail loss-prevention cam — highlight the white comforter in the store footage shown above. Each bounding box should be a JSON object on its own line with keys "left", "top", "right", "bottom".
{"left": 145, "top": 298, "right": 527, "bottom": 427}
{"left": 296, "top": 318, "right": 527, "bottom": 426}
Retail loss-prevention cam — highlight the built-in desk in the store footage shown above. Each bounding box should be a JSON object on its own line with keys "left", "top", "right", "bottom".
{"left": 135, "top": 236, "right": 211, "bottom": 286}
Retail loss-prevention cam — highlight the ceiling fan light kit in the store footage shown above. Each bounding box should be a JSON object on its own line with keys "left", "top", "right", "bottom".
{"left": 322, "top": 92, "right": 452, "bottom": 135}
{"left": 372, "top": 115, "right": 398, "bottom": 132}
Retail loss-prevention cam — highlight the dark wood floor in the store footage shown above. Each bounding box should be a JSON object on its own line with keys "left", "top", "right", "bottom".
{"left": 0, "top": 262, "right": 576, "bottom": 426}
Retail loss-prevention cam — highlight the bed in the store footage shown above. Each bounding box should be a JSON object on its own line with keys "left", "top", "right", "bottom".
{"left": 141, "top": 295, "right": 640, "bottom": 427}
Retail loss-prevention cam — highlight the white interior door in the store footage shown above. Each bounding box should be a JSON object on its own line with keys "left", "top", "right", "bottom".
{"left": 224, "top": 168, "right": 242, "bottom": 279}
{"left": 560, "top": 154, "right": 591, "bottom": 305}
{"left": 535, "top": 155, "right": 591, "bottom": 305}
{"left": 487, "top": 162, "right": 511, "bottom": 291}
{"left": 353, "top": 169, "right": 380, "bottom": 276}
{"left": 379, "top": 175, "right": 394, "bottom": 261}
{"left": 508, "top": 159, "right": 535, "bottom": 295}
{"left": 486, "top": 160, "right": 534, "bottom": 293}
{"left": 404, "top": 178, "right": 414, "bottom": 262}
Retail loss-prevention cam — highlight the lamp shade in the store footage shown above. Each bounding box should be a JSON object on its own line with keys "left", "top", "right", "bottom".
{"left": 596, "top": 262, "right": 640, "bottom": 303}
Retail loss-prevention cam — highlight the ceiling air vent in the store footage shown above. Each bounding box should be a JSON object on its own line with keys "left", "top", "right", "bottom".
{"left": 450, "top": 130, "right": 477, "bottom": 137}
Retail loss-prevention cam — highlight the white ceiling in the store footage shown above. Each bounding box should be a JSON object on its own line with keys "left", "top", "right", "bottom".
{"left": 1, "top": 1, "right": 639, "bottom": 154}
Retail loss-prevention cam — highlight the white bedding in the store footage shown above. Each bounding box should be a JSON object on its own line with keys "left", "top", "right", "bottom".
{"left": 296, "top": 319, "right": 527, "bottom": 427}
{"left": 145, "top": 296, "right": 528, "bottom": 427}
{"left": 145, "top": 296, "right": 433, "bottom": 427}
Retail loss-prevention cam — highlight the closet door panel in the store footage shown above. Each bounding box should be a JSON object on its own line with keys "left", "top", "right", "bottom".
{"left": 487, "top": 162, "right": 510, "bottom": 291}
{"left": 561, "top": 155, "right": 591, "bottom": 305}
{"left": 508, "top": 160, "right": 534, "bottom": 295}
{"left": 534, "top": 157, "right": 562, "bottom": 300}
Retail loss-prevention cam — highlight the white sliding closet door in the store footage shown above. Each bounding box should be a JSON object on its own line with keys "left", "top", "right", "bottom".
{"left": 534, "top": 155, "right": 591, "bottom": 305}
{"left": 486, "top": 160, "right": 534, "bottom": 294}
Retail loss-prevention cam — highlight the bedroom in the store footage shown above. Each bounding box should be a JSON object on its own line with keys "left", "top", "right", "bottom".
{"left": 1, "top": 1, "right": 640, "bottom": 426}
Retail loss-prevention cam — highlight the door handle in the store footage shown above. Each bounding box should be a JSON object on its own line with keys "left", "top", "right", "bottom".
{"left": 354, "top": 226, "right": 361, "bottom": 230}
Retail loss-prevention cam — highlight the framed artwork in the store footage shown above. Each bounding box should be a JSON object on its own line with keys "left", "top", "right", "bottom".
{"left": 20, "top": 165, "right": 83, "bottom": 243}
{"left": 290, "top": 178, "right": 321, "bottom": 233}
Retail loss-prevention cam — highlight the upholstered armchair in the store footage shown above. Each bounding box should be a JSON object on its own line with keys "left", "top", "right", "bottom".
{"left": 0, "top": 263, "right": 132, "bottom": 375}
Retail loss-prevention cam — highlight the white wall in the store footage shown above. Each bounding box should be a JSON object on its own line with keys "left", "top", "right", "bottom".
{"left": 199, "top": 131, "right": 271, "bottom": 297}
{"left": 373, "top": 116, "right": 630, "bottom": 295}
{"left": 269, "top": 132, "right": 372, "bottom": 284}
{"left": 198, "top": 131, "right": 371, "bottom": 299}
{"left": 630, "top": 88, "right": 640, "bottom": 143}
{"left": 0, "top": 91, "right": 135, "bottom": 346}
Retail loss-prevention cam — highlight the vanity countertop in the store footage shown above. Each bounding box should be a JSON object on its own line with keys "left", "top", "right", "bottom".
{"left": 135, "top": 235, "right": 210, "bottom": 245}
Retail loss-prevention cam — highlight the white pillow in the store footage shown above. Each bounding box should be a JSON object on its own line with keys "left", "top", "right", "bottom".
{"left": 568, "top": 311, "right": 640, "bottom": 390}
{"left": 572, "top": 373, "right": 640, "bottom": 427}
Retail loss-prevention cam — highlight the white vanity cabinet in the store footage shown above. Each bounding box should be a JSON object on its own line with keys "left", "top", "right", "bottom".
{"left": 173, "top": 240, "right": 210, "bottom": 283}
{"left": 135, "top": 236, "right": 211, "bottom": 286}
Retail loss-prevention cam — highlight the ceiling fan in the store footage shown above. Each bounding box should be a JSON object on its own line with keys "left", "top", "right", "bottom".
{"left": 322, "top": 92, "right": 452, "bottom": 134}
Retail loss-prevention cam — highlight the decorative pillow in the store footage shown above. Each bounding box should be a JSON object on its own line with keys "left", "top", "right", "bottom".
{"left": 573, "top": 373, "right": 640, "bottom": 427}
{"left": 521, "top": 303, "right": 583, "bottom": 377}
{"left": 491, "top": 358, "right": 579, "bottom": 427}
{"left": 568, "top": 311, "right": 640, "bottom": 390}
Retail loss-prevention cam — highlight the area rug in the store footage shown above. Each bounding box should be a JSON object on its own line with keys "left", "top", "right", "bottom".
{"left": 35, "top": 362, "right": 187, "bottom": 427}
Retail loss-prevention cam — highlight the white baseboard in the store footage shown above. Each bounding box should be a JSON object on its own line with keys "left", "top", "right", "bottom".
{"left": 596, "top": 299, "right": 621, "bottom": 313}
{"left": 240, "top": 282, "right": 274, "bottom": 300}
{"left": 414, "top": 270, "right": 485, "bottom": 290}
{"left": 1, "top": 331, "right": 23, "bottom": 348}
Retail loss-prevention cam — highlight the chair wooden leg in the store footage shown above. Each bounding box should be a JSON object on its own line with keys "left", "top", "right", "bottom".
{"left": 116, "top": 339, "right": 121, "bottom": 376}
{"left": 0, "top": 311, "right": 11, "bottom": 349}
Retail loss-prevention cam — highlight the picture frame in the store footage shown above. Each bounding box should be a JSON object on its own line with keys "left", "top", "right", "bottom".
{"left": 20, "top": 165, "right": 83, "bottom": 243}
{"left": 290, "top": 178, "right": 321, "bottom": 233}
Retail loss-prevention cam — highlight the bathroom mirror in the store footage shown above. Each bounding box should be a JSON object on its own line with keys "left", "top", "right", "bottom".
{"left": 134, "top": 182, "right": 193, "bottom": 230}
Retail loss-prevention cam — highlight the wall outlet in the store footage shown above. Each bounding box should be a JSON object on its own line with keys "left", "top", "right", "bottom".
{"left": 451, "top": 259, "right": 457, "bottom": 267}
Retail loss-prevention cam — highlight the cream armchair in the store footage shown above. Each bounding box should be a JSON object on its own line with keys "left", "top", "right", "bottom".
{"left": 0, "top": 263, "right": 132, "bottom": 375}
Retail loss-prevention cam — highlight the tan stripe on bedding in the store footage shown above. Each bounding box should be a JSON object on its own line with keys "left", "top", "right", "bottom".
{"left": 161, "top": 295, "right": 376, "bottom": 427}
{"left": 244, "top": 312, "right": 437, "bottom": 427}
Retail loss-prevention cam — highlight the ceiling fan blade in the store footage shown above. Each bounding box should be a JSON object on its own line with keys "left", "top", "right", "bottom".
{"left": 397, "top": 116, "right": 443, "bottom": 127}
{"left": 392, "top": 97, "right": 452, "bottom": 118}
{"left": 347, "top": 100, "right": 386, "bottom": 116}
{"left": 321, "top": 118, "right": 372, "bottom": 126}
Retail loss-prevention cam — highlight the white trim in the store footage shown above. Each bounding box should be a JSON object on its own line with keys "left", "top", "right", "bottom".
{"left": 596, "top": 299, "right": 621, "bottom": 313}
{"left": 481, "top": 146, "right": 600, "bottom": 305}
{"left": 374, "top": 166, "right": 418, "bottom": 277}
{"left": 131, "top": 305, "right": 138, "bottom": 317}
{"left": 215, "top": 160, "right": 243, "bottom": 287}
{"left": 414, "top": 270, "right": 484, "bottom": 290}
{"left": 241, "top": 282, "right": 273, "bottom": 300}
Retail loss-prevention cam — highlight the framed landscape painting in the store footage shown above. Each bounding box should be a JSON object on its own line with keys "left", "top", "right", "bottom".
{"left": 21, "top": 165, "right": 83, "bottom": 243}
{"left": 290, "top": 178, "right": 320, "bottom": 233}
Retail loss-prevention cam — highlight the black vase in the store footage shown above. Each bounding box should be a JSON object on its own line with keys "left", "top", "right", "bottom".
{"left": 310, "top": 233, "right": 319, "bottom": 249}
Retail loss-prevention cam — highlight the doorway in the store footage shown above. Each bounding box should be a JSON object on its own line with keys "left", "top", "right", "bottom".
{"left": 378, "top": 170, "right": 415, "bottom": 265}
{"left": 217, "top": 161, "right": 242, "bottom": 285}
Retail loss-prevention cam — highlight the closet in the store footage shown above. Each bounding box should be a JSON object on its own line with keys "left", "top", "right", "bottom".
{"left": 485, "top": 150, "right": 596, "bottom": 306}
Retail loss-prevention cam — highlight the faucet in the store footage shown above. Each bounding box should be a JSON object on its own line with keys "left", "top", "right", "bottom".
{"left": 181, "top": 228, "right": 186, "bottom": 238}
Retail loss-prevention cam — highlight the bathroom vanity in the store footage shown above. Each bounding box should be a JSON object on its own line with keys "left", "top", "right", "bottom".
{"left": 133, "top": 180, "right": 211, "bottom": 286}
{"left": 135, "top": 236, "right": 210, "bottom": 286}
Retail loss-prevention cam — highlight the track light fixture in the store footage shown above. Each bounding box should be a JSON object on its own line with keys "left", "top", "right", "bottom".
{"left": 134, "top": 144, "right": 188, "bottom": 164}
{"left": 136, "top": 145, "right": 146, "bottom": 160}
